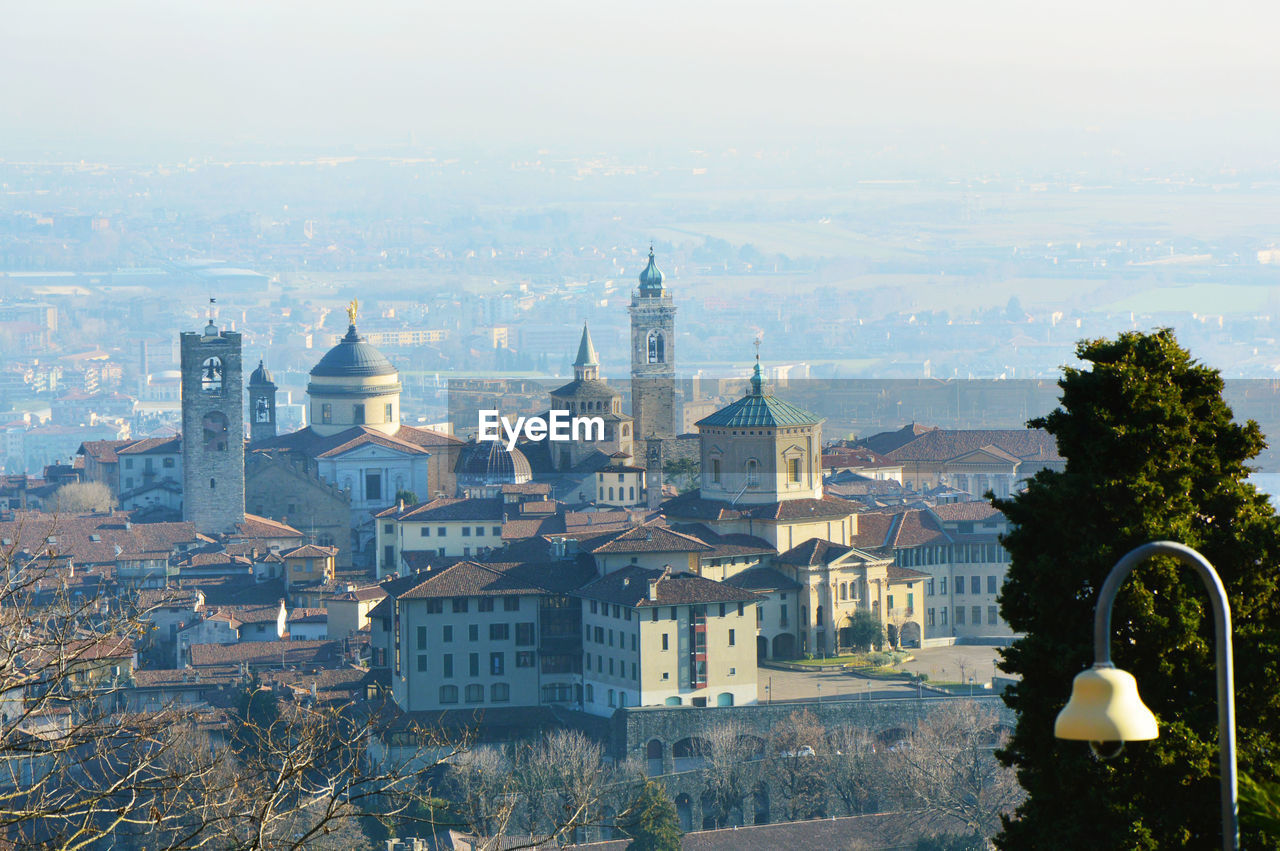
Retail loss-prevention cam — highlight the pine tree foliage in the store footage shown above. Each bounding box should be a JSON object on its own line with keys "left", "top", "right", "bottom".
{"left": 993, "top": 329, "right": 1280, "bottom": 849}
{"left": 621, "top": 781, "right": 682, "bottom": 851}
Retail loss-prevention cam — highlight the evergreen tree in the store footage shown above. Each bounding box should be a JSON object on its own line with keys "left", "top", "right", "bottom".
{"left": 993, "top": 329, "right": 1280, "bottom": 849}
{"left": 620, "top": 781, "right": 682, "bottom": 851}
{"left": 231, "top": 677, "right": 281, "bottom": 764}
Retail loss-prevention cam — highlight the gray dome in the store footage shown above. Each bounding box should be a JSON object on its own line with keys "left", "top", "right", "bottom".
{"left": 249, "top": 360, "right": 275, "bottom": 386}
{"left": 457, "top": 440, "right": 532, "bottom": 486}
{"left": 310, "top": 325, "right": 397, "bottom": 378}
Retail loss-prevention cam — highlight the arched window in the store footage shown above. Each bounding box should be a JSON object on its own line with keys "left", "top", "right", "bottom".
{"left": 629, "top": 486, "right": 635, "bottom": 500}
{"left": 439, "top": 685, "right": 458, "bottom": 704}
{"left": 254, "top": 396, "right": 270, "bottom": 423}
{"left": 840, "top": 583, "right": 847, "bottom": 601}
{"left": 746, "top": 459, "right": 759, "bottom": 486}
{"left": 202, "top": 411, "right": 229, "bottom": 451}
{"left": 647, "top": 329, "right": 665, "bottom": 364}
{"left": 816, "top": 605, "right": 824, "bottom": 626}
{"left": 608, "top": 487, "right": 614, "bottom": 500}
{"left": 201, "top": 357, "right": 222, "bottom": 393}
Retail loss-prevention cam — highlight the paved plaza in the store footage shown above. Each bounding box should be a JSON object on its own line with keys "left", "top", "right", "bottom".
{"left": 759, "top": 643, "right": 1009, "bottom": 703}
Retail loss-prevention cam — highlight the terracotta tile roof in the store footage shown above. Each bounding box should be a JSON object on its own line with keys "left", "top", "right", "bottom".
{"left": 288, "top": 607, "right": 328, "bottom": 624}
{"left": 722, "top": 565, "right": 802, "bottom": 591}
{"left": 661, "top": 492, "right": 855, "bottom": 522}
{"left": 173, "top": 576, "right": 287, "bottom": 607}
{"left": 393, "top": 559, "right": 596, "bottom": 599}
{"left": 252, "top": 424, "right": 459, "bottom": 457}
{"left": 855, "top": 423, "right": 939, "bottom": 455}
{"left": 880, "top": 428, "right": 1061, "bottom": 463}
{"left": 887, "top": 565, "right": 931, "bottom": 583}
{"left": 850, "top": 512, "right": 895, "bottom": 550}
{"left": 0, "top": 510, "right": 203, "bottom": 565}
{"left": 889, "top": 510, "right": 952, "bottom": 548}
{"left": 258, "top": 665, "right": 367, "bottom": 705}
{"left": 281, "top": 544, "right": 338, "bottom": 559}
{"left": 116, "top": 436, "right": 181, "bottom": 455}
{"left": 582, "top": 523, "right": 713, "bottom": 555}
{"left": 77, "top": 439, "right": 131, "bottom": 464}
{"left": 576, "top": 565, "right": 762, "bottom": 608}
{"left": 931, "top": 501, "right": 1004, "bottom": 523}
{"left": 378, "top": 497, "right": 502, "bottom": 522}
{"left": 189, "top": 639, "right": 342, "bottom": 669}
{"left": 233, "top": 514, "right": 304, "bottom": 539}
{"left": 668, "top": 523, "right": 776, "bottom": 559}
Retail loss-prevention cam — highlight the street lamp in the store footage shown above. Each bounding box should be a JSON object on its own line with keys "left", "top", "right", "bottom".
{"left": 1054, "top": 541, "right": 1237, "bottom": 850}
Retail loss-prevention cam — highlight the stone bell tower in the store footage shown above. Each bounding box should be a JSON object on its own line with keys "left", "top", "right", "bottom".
{"left": 247, "top": 359, "right": 278, "bottom": 445}
{"left": 629, "top": 246, "right": 677, "bottom": 443}
{"left": 180, "top": 317, "right": 245, "bottom": 534}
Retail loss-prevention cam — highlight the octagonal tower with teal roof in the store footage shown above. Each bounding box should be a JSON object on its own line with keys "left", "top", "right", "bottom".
{"left": 694, "top": 357, "right": 824, "bottom": 504}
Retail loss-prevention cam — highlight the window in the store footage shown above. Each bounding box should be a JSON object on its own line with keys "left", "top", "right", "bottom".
{"left": 504, "top": 596, "right": 519, "bottom": 611}
{"left": 493, "top": 526, "right": 502, "bottom": 537}
{"left": 594, "top": 626, "right": 604, "bottom": 644}
{"left": 971, "top": 576, "right": 981, "bottom": 595}
{"left": 419, "top": 527, "right": 430, "bottom": 537}
{"left": 590, "top": 600, "right": 598, "bottom": 614}
{"left": 453, "top": 598, "right": 468, "bottom": 613}
{"left": 927, "top": 578, "right": 935, "bottom": 596}
{"left": 442, "top": 655, "right": 453, "bottom": 677}
{"left": 479, "top": 598, "right": 494, "bottom": 612}
{"left": 383, "top": 545, "right": 395, "bottom": 569}
{"left": 491, "top": 683, "right": 510, "bottom": 703}
{"left": 365, "top": 471, "right": 382, "bottom": 501}
{"left": 972, "top": 606, "right": 982, "bottom": 625}
{"left": 712, "top": 459, "right": 721, "bottom": 484}
{"left": 608, "top": 689, "right": 616, "bottom": 707}
{"left": 647, "top": 329, "right": 665, "bottom": 363}
{"left": 746, "top": 459, "right": 759, "bottom": 486}
{"left": 728, "top": 629, "right": 735, "bottom": 646}
{"left": 987, "top": 575, "right": 998, "bottom": 594}
{"left": 439, "top": 685, "right": 458, "bottom": 704}
{"left": 417, "top": 655, "right": 427, "bottom": 672}
{"left": 124, "top": 458, "right": 133, "bottom": 469}
{"left": 321, "top": 403, "right": 332, "bottom": 424}
{"left": 437, "top": 527, "right": 446, "bottom": 537}
{"left": 468, "top": 624, "right": 478, "bottom": 641}
{"left": 443, "top": 625, "right": 452, "bottom": 642}
{"left": 661, "top": 633, "right": 669, "bottom": 650}
{"left": 465, "top": 684, "right": 483, "bottom": 703}
{"left": 427, "top": 600, "right": 444, "bottom": 614}
{"left": 385, "top": 402, "right": 394, "bottom": 422}
{"left": 462, "top": 526, "right": 471, "bottom": 537}
{"left": 608, "top": 630, "right": 614, "bottom": 647}
{"left": 956, "top": 576, "right": 965, "bottom": 595}
{"left": 609, "top": 658, "right": 615, "bottom": 675}
{"left": 787, "top": 457, "right": 802, "bottom": 482}
{"left": 586, "top": 684, "right": 594, "bottom": 703}
{"left": 516, "top": 651, "right": 535, "bottom": 667}
{"left": 662, "top": 672, "right": 670, "bottom": 680}
{"left": 475, "top": 526, "right": 484, "bottom": 537}
{"left": 490, "top": 652, "right": 505, "bottom": 675}
{"left": 201, "top": 356, "right": 223, "bottom": 392}
{"left": 956, "top": 607, "right": 965, "bottom": 625}
{"left": 516, "top": 622, "right": 535, "bottom": 645}
{"left": 939, "top": 576, "right": 947, "bottom": 595}
{"left": 941, "top": 607, "right": 948, "bottom": 626}
{"left": 469, "top": 654, "right": 479, "bottom": 677}
{"left": 163, "top": 456, "right": 174, "bottom": 468}
{"left": 416, "top": 626, "right": 427, "bottom": 650}
{"left": 988, "top": 605, "right": 998, "bottom": 625}
{"left": 489, "top": 623, "right": 509, "bottom": 641}
{"left": 353, "top": 403, "right": 365, "bottom": 424}
{"left": 927, "top": 608, "right": 936, "bottom": 626}
{"left": 202, "top": 411, "right": 229, "bottom": 451}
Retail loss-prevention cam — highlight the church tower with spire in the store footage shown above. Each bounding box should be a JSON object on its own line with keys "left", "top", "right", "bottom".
{"left": 629, "top": 247, "right": 677, "bottom": 442}
{"left": 548, "top": 323, "right": 633, "bottom": 472}
{"left": 247, "top": 359, "right": 278, "bottom": 445}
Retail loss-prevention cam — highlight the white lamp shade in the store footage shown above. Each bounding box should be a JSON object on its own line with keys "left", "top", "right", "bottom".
{"left": 1055, "top": 664, "right": 1159, "bottom": 742}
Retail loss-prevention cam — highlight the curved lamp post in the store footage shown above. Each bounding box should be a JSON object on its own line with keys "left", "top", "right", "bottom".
{"left": 1054, "top": 541, "right": 1237, "bottom": 850}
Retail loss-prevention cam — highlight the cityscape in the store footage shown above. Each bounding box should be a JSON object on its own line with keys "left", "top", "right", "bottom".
{"left": 2, "top": 3, "right": 1279, "bottom": 850}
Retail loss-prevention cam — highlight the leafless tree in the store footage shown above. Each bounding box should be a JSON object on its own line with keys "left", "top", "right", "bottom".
{"left": 769, "top": 709, "right": 829, "bottom": 821}
{"left": 826, "top": 725, "right": 885, "bottom": 815}
{"left": 701, "top": 719, "right": 762, "bottom": 828}
{"left": 885, "top": 700, "right": 1024, "bottom": 839}
{"left": 0, "top": 528, "right": 471, "bottom": 849}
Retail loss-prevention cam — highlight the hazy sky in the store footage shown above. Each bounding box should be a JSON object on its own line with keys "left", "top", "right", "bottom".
{"left": 5, "top": 1, "right": 1279, "bottom": 165}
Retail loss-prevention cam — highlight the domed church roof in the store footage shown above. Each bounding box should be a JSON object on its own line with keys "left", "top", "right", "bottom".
{"left": 310, "top": 324, "right": 397, "bottom": 379}
{"left": 457, "top": 440, "right": 532, "bottom": 485}
{"left": 249, "top": 360, "right": 275, "bottom": 386}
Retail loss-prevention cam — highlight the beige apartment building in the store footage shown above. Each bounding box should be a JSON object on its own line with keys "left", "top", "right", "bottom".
{"left": 576, "top": 566, "right": 760, "bottom": 715}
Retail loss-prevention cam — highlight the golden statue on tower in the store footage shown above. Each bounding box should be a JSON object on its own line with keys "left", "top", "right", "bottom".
{"left": 346, "top": 298, "right": 359, "bottom": 325}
